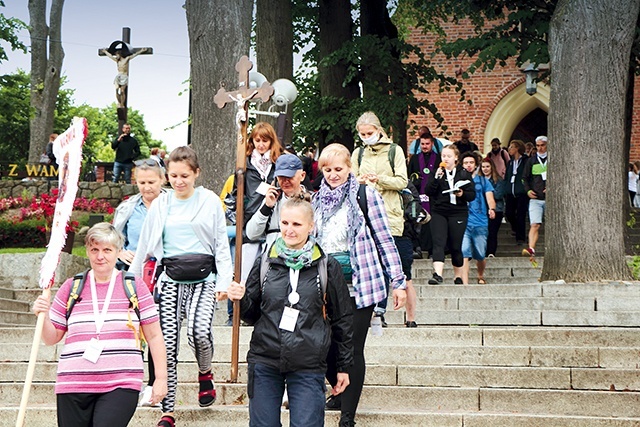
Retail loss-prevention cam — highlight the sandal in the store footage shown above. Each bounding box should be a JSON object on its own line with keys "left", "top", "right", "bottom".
{"left": 157, "top": 415, "right": 175, "bottom": 427}
{"left": 477, "top": 278, "right": 487, "bottom": 285}
{"left": 198, "top": 371, "right": 216, "bottom": 407}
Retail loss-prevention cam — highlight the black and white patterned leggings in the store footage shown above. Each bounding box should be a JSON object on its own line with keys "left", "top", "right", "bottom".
{"left": 159, "top": 279, "right": 217, "bottom": 413}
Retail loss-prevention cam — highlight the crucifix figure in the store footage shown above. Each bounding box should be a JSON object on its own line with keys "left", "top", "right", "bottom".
{"left": 214, "top": 55, "right": 273, "bottom": 382}
{"left": 99, "top": 27, "right": 153, "bottom": 118}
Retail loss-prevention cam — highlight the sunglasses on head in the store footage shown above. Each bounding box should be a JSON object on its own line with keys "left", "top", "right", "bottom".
{"left": 135, "top": 159, "right": 158, "bottom": 167}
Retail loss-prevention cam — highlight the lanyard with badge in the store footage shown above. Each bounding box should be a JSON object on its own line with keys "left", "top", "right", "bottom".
{"left": 83, "top": 269, "right": 118, "bottom": 363}
{"left": 279, "top": 269, "right": 300, "bottom": 332}
{"left": 446, "top": 169, "right": 456, "bottom": 204}
{"left": 537, "top": 156, "right": 547, "bottom": 181}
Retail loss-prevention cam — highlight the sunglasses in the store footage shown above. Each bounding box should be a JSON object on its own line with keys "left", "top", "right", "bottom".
{"left": 135, "top": 159, "right": 158, "bottom": 167}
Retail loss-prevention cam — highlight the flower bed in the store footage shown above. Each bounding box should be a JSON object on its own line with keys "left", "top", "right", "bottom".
{"left": 0, "top": 189, "right": 114, "bottom": 249}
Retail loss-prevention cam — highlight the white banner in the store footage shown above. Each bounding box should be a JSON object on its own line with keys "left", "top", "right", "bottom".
{"left": 39, "top": 117, "right": 88, "bottom": 289}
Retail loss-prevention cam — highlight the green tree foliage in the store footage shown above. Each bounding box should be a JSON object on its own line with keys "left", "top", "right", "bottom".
{"left": 0, "top": 70, "right": 160, "bottom": 167}
{"left": 0, "top": 0, "right": 27, "bottom": 63}
{"left": 291, "top": 1, "right": 462, "bottom": 150}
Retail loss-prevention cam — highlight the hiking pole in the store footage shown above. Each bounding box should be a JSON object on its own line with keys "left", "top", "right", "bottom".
{"left": 16, "top": 118, "right": 87, "bottom": 427}
{"left": 214, "top": 56, "right": 273, "bottom": 382}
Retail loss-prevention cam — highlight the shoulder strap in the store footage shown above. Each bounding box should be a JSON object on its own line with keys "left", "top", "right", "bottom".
{"left": 357, "top": 146, "right": 364, "bottom": 170}
{"left": 318, "top": 257, "right": 327, "bottom": 296}
{"left": 66, "top": 269, "right": 89, "bottom": 320}
{"left": 388, "top": 143, "right": 397, "bottom": 175}
{"left": 501, "top": 148, "right": 509, "bottom": 164}
{"left": 122, "top": 271, "right": 140, "bottom": 320}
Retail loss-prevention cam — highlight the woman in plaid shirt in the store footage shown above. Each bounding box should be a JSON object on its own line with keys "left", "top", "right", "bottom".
{"left": 312, "top": 143, "right": 406, "bottom": 427}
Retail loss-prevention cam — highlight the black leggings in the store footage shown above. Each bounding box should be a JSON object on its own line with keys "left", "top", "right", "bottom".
{"left": 326, "top": 301, "right": 375, "bottom": 417}
{"left": 56, "top": 388, "right": 138, "bottom": 427}
{"left": 429, "top": 211, "right": 467, "bottom": 267}
{"left": 486, "top": 211, "right": 504, "bottom": 256}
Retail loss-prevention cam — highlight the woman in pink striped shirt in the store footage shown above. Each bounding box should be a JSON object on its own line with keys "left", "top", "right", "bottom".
{"left": 32, "top": 223, "right": 167, "bottom": 427}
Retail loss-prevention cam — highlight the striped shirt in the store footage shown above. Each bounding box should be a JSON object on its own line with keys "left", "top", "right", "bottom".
{"left": 49, "top": 274, "right": 158, "bottom": 394}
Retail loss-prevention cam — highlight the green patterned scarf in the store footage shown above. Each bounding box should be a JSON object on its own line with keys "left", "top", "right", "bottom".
{"left": 274, "top": 236, "right": 315, "bottom": 270}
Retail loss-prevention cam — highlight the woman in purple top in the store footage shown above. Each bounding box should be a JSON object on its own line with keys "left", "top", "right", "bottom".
{"left": 311, "top": 143, "right": 406, "bottom": 427}
{"left": 31, "top": 223, "right": 167, "bottom": 427}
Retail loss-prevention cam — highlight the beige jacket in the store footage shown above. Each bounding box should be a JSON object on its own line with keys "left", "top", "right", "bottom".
{"left": 352, "top": 137, "right": 408, "bottom": 236}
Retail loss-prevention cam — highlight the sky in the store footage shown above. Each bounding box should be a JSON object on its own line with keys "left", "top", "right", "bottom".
{"left": 1, "top": 1, "right": 191, "bottom": 152}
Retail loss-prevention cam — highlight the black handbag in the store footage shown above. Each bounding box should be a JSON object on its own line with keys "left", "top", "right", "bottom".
{"left": 162, "top": 254, "right": 216, "bottom": 282}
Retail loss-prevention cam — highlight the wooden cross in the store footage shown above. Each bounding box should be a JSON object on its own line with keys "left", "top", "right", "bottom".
{"left": 99, "top": 27, "right": 153, "bottom": 130}
{"left": 214, "top": 56, "right": 273, "bottom": 383}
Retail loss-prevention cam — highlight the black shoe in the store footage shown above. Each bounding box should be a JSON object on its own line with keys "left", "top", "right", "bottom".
{"left": 428, "top": 273, "right": 443, "bottom": 285}
{"left": 339, "top": 412, "right": 356, "bottom": 427}
{"left": 225, "top": 317, "right": 233, "bottom": 327}
{"left": 412, "top": 250, "right": 423, "bottom": 259}
{"left": 454, "top": 277, "right": 463, "bottom": 285}
{"left": 405, "top": 321, "right": 417, "bottom": 328}
{"left": 375, "top": 313, "right": 388, "bottom": 328}
{"left": 326, "top": 394, "right": 342, "bottom": 410}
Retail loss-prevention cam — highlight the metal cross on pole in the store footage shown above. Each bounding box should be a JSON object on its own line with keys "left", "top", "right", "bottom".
{"left": 214, "top": 56, "right": 273, "bottom": 382}
{"left": 99, "top": 27, "right": 153, "bottom": 132}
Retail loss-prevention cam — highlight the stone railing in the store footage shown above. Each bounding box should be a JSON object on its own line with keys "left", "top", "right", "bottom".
{"left": 0, "top": 180, "right": 138, "bottom": 207}
{"left": 0, "top": 252, "right": 90, "bottom": 289}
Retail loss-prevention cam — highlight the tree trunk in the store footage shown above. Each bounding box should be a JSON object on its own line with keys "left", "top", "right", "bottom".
{"left": 319, "top": 0, "right": 359, "bottom": 152}
{"left": 185, "top": 0, "right": 252, "bottom": 193}
{"left": 28, "top": 0, "right": 64, "bottom": 163}
{"left": 256, "top": 0, "right": 294, "bottom": 148}
{"left": 360, "top": 0, "right": 407, "bottom": 151}
{"left": 544, "top": 0, "right": 640, "bottom": 281}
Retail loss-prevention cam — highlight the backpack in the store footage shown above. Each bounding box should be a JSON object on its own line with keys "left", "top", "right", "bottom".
{"left": 259, "top": 248, "right": 329, "bottom": 319}
{"left": 66, "top": 270, "right": 146, "bottom": 350}
{"left": 357, "top": 143, "right": 400, "bottom": 175}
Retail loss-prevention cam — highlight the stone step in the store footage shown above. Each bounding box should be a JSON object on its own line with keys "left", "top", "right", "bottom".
{"left": 4, "top": 361, "right": 638, "bottom": 392}
{"left": 2, "top": 325, "right": 638, "bottom": 348}
{"left": 0, "top": 288, "right": 15, "bottom": 299}
{"left": 3, "top": 340, "right": 640, "bottom": 370}
{"left": 4, "top": 383, "right": 640, "bottom": 417}
{"left": 0, "top": 297, "right": 30, "bottom": 312}
{"left": 0, "top": 309, "right": 36, "bottom": 325}
{"left": 413, "top": 266, "right": 542, "bottom": 279}
{"left": 412, "top": 257, "right": 543, "bottom": 268}
{"left": 9, "top": 406, "right": 640, "bottom": 427}
{"left": 410, "top": 296, "right": 596, "bottom": 311}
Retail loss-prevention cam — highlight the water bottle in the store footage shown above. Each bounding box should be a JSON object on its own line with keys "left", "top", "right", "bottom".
{"left": 370, "top": 315, "right": 383, "bottom": 337}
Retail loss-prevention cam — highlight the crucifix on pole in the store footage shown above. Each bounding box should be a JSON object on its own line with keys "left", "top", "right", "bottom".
{"left": 99, "top": 27, "right": 153, "bottom": 133}
{"left": 214, "top": 56, "right": 273, "bottom": 382}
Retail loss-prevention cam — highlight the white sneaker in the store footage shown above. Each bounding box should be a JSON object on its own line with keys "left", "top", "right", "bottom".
{"left": 138, "top": 385, "right": 159, "bottom": 407}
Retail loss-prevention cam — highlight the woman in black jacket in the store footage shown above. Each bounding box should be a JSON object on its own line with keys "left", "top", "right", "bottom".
{"left": 426, "top": 145, "right": 476, "bottom": 285}
{"left": 228, "top": 197, "right": 354, "bottom": 427}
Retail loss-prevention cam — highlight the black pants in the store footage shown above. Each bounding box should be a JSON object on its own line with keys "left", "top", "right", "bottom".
{"left": 486, "top": 211, "right": 504, "bottom": 256}
{"left": 326, "top": 301, "right": 375, "bottom": 418}
{"left": 56, "top": 388, "right": 138, "bottom": 427}
{"left": 430, "top": 211, "right": 467, "bottom": 267}
{"left": 418, "top": 221, "right": 433, "bottom": 256}
{"left": 505, "top": 194, "right": 529, "bottom": 242}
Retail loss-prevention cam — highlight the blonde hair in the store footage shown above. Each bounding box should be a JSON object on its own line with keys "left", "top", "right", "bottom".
{"left": 281, "top": 197, "right": 314, "bottom": 224}
{"left": 355, "top": 111, "right": 390, "bottom": 139}
{"left": 318, "top": 143, "right": 352, "bottom": 170}
{"left": 85, "top": 222, "right": 124, "bottom": 251}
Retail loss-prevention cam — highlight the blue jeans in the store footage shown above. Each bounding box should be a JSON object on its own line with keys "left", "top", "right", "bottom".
{"left": 248, "top": 363, "right": 326, "bottom": 427}
{"left": 112, "top": 161, "right": 133, "bottom": 183}
{"left": 462, "top": 226, "right": 489, "bottom": 261}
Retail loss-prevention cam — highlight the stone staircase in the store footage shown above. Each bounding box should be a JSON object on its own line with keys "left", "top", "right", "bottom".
{"left": 2, "top": 256, "right": 640, "bottom": 426}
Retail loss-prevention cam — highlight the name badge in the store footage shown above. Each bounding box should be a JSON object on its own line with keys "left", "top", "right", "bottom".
{"left": 256, "top": 181, "right": 271, "bottom": 196}
{"left": 82, "top": 337, "right": 104, "bottom": 363}
{"left": 279, "top": 306, "right": 299, "bottom": 332}
{"left": 541, "top": 171, "right": 547, "bottom": 181}
{"left": 510, "top": 175, "right": 515, "bottom": 183}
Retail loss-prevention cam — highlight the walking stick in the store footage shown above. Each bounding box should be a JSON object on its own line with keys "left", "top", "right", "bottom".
{"left": 214, "top": 56, "right": 273, "bottom": 382}
{"left": 16, "top": 118, "right": 87, "bottom": 427}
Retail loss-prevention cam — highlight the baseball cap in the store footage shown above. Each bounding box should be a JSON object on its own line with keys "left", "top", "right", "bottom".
{"left": 274, "top": 154, "right": 303, "bottom": 178}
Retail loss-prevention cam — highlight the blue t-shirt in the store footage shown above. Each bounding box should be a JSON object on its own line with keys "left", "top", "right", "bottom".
{"left": 123, "top": 199, "right": 147, "bottom": 252}
{"left": 467, "top": 175, "right": 494, "bottom": 228}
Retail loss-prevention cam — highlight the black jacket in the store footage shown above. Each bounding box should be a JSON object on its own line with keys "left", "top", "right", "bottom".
{"left": 523, "top": 154, "right": 547, "bottom": 200}
{"left": 240, "top": 244, "right": 354, "bottom": 374}
{"left": 504, "top": 154, "right": 529, "bottom": 197}
{"left": 111, "top": 134, "right": 141, "bottom": 163}
{"left": 426, "top": 166, "right": 476, "bottom": 216}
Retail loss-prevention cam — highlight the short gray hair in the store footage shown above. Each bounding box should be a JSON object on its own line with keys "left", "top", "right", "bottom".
{"left": 85, "top": 222, "right": 124, "bottom": 251}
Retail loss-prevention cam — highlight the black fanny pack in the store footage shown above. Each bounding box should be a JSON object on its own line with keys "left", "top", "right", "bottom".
{"left": 162, "top": 254, "right": 216, "bottom": 282}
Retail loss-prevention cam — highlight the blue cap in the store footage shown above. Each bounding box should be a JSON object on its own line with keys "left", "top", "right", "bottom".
{"left": 274, "top": 154, "right": 302, "bottom": 178}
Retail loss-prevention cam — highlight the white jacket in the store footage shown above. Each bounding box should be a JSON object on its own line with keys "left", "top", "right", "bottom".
{"left": 129, "top": 186, "right": 233, "bottom": 291}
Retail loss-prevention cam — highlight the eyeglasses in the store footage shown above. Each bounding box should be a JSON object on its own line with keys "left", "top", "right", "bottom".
{"left": 135, "top": 159, "right": 158, "bottom": 167}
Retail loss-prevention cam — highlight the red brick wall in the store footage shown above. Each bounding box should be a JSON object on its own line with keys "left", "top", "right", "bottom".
{"left": 406, "top": 20, "right": 640, "bottom": 161}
